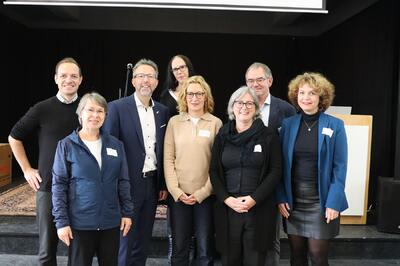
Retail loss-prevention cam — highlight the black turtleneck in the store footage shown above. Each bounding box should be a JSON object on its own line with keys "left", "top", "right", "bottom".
{"left": 292, "top": 111, "right": 320, "bottom": 183}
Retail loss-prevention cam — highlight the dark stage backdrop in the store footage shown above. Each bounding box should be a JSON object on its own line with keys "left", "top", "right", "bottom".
{"left": 1, "top": 0, "right": 398, "bottom": 222}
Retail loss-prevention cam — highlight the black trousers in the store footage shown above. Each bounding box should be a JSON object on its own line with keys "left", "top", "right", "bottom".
{"left": 264, "top": 212, "right": 281, "bottom": 266}
{"left": 36, "top": 191, "right": 59, "bottom": 266}
{"left": 68, "top": 227, "right": 120, "bottom": 266}
{"left": 169, "top": 196, "right": 214, "bottom": 266}
{"left": 221, "top": 208, "right": 266, "bottom": 266}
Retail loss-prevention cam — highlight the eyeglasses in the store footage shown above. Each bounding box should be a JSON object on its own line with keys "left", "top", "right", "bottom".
{"left": 172, "top": 65, "right": 187, "bottom": 73}
{"left": 133, "top": 73, "right": 157, "bottom": 80}
{"left": 84, "top": 108, "right": 105, "bottom": 115}
{"left": 246, "top": 77, "right": 266, "bottom": 84}
{"left": 234, "top": 101, "right": 255, "bottom": 109}
{"left": 186, "top": 92, "right": 205, "bottom": 99}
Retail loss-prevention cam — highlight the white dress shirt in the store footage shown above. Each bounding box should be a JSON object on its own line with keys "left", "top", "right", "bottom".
{"left": 134, "top": 93, "right": 157, "bottom": 173}
{"left": 260, "top": 94, "right": 271, "bottom": 127}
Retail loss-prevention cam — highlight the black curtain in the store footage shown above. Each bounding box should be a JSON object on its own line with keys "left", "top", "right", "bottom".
{"left": 1, "top": 0, "right": 399, "bottom": 222}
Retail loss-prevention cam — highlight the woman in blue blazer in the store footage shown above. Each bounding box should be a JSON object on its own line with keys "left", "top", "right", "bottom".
{"left": 276, "top": 72, "right": 348, "bottom": 266}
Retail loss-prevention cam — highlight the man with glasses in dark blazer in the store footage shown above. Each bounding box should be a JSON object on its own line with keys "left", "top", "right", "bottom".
{"left": 245, "top": 62, "right": 296, "bottom": 266}
{"left": 104, "top": 58, "right": 169, "bottom": 266}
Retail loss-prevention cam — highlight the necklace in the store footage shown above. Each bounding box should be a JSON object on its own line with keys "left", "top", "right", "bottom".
{"left": 303, "top": 120, "right": 318, "bottom": 132}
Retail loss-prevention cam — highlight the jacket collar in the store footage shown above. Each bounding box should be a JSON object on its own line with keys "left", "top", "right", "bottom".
{"left": 177, "top": 112, "right": 213, "bottom": 122}
{"left": 69, "top": 128, "right": 110, "bottom": 145}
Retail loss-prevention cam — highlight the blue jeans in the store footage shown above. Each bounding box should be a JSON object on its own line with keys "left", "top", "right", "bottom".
{"left": 169, "top": 196, "right": 214, "bottom": 266}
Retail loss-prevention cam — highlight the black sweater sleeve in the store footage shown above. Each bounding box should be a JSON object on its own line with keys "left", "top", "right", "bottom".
{"left": 251, "top": 133, "right": 282, "bottom": 204}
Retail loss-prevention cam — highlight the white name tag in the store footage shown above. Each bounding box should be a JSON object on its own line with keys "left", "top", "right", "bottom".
{"left": 254, "top": 144, "right": 262, "bottom": 152}
{"left": 322, "top": 127, "right": 334, "bottom": 138}
{"left": 198, "top": 130, "right": 211, "bottom": 138}
{"left": 106, "top": 148, "right": 118, "bottom": 157}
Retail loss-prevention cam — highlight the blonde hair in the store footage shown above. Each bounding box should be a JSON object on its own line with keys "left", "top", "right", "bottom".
{"left": 288, "top": 72, "right": 335, "bottom": 111}
{"left": 178, "top": 75, "right": 215, "bottom": 114}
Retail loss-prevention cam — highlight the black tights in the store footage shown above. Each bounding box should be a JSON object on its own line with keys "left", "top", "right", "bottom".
{"left": 288, "top": 234, "right": 329, "bottom": 266}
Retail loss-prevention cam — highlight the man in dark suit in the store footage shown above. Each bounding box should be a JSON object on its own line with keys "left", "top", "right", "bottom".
{"left": 103, "top": 58, "right": 169, "bottom": 266}
{"left": 245, "top": 62, "right": 296, "bottom": 131}
{"left": 245, "top": 62, "right": 296, "bottom": 266}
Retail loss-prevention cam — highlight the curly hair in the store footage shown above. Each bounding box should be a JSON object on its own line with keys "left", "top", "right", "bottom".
{"left": 288, "top": 72, "right": 335, "bottom": 111}
{"left": 178, "top": 75, "right": 214, "bottom": 114}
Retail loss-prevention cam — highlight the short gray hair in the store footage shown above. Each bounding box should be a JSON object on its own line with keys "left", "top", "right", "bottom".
{"left": 227, "top": 86, "right": 261, "bottom": 120}
{"left": 132, "top": 58, "right": 158, "bottom": 79}
{"left": 76, "top": 92, "right": 108, "bottom": 124}
{"left": 245, "top": 62, "right": 272, "bottom": 79}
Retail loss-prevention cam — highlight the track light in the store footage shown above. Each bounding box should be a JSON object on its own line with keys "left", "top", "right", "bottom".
{"left": 3, "top": 0, "right": 328, "bottom": 13}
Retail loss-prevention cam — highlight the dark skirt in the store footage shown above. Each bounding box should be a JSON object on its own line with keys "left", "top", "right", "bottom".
{"left": 283, "top": 181, "right": 339, "bottom": 239}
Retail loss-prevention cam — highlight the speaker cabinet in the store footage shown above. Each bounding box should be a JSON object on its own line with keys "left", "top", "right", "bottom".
{"left": 376, "top": 176, "right": 400, "bottom": 233}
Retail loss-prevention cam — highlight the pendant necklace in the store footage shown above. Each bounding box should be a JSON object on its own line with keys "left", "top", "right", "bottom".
{"left": 303, "top": 120, "right": 317, "bottom": 132}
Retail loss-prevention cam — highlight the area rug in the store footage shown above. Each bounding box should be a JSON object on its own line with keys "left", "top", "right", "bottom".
{"left": 0, "top": 182, "right": 167, "bottom": 219}
{"left": 0, "top": 183, "right": 36, "bottom": 216}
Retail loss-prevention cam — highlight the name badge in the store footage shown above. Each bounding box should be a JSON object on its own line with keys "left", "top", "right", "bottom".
{"left": 322, "top": 127, "right": 334, "bottom": 138}
{"left": 198, "top": 130, "right": 211, "bottom": 138}
{"left": 106, "top": 148, "right": 118, "bottom": 157}
{"left": 254, "top": 144, "right": 262, "bottom": 152}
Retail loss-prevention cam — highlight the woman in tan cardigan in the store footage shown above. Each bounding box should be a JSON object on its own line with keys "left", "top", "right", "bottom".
{"left": 164, "top": 75, "right": 222, "bottom": 266}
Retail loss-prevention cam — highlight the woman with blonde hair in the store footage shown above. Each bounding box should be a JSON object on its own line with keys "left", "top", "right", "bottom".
{"left": 164, "top": 75, "right": 222, "bottom": 265}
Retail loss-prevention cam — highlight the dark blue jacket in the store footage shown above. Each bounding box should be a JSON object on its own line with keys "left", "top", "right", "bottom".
{"left": 276, "top": 112, "right": 349, "bottom": 213}
{"left": 103, "top": 94, "right": 169, "bottom": 201}
{"left": 52, "top": 130, "right": 133, "bottom": 230}
{"left": 268, "top": 95, "right": 296, "bottom": 131}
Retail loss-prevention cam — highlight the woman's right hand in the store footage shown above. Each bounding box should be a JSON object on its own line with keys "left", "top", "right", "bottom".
{"left": 179, "top": 193, "right": 196, "bottom": 205}
{"left": 224, "top": 196, "right": 248, "bottom": 213}
{"left": 120, "top": 217, "right": 132, "bottom": 237}
{"left": 57, "top": 226, "right": 73, "bottom": 246}
{"left": 278, "top": 203, "right": 291, "bottom": 218}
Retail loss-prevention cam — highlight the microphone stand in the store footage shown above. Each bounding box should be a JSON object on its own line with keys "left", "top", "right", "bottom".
{"left": 123, "top": 63, "right": 133, "bottom": 98}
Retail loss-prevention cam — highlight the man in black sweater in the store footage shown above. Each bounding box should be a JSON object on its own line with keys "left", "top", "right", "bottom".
{"left": 8, "top": 57, "right": 82, "bottom": 266}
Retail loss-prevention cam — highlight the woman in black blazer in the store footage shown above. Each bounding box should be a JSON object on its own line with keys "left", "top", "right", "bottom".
{"left": 210, "top": 86, "right": 282, "bottom": 266}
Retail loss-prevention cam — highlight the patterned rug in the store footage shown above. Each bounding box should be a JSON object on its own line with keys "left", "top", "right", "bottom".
{"left": 0, "top": 183, "right": 35, "bottom": 216}
{"left": 0, "top": 182, "right": 167, "bottom": 219}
